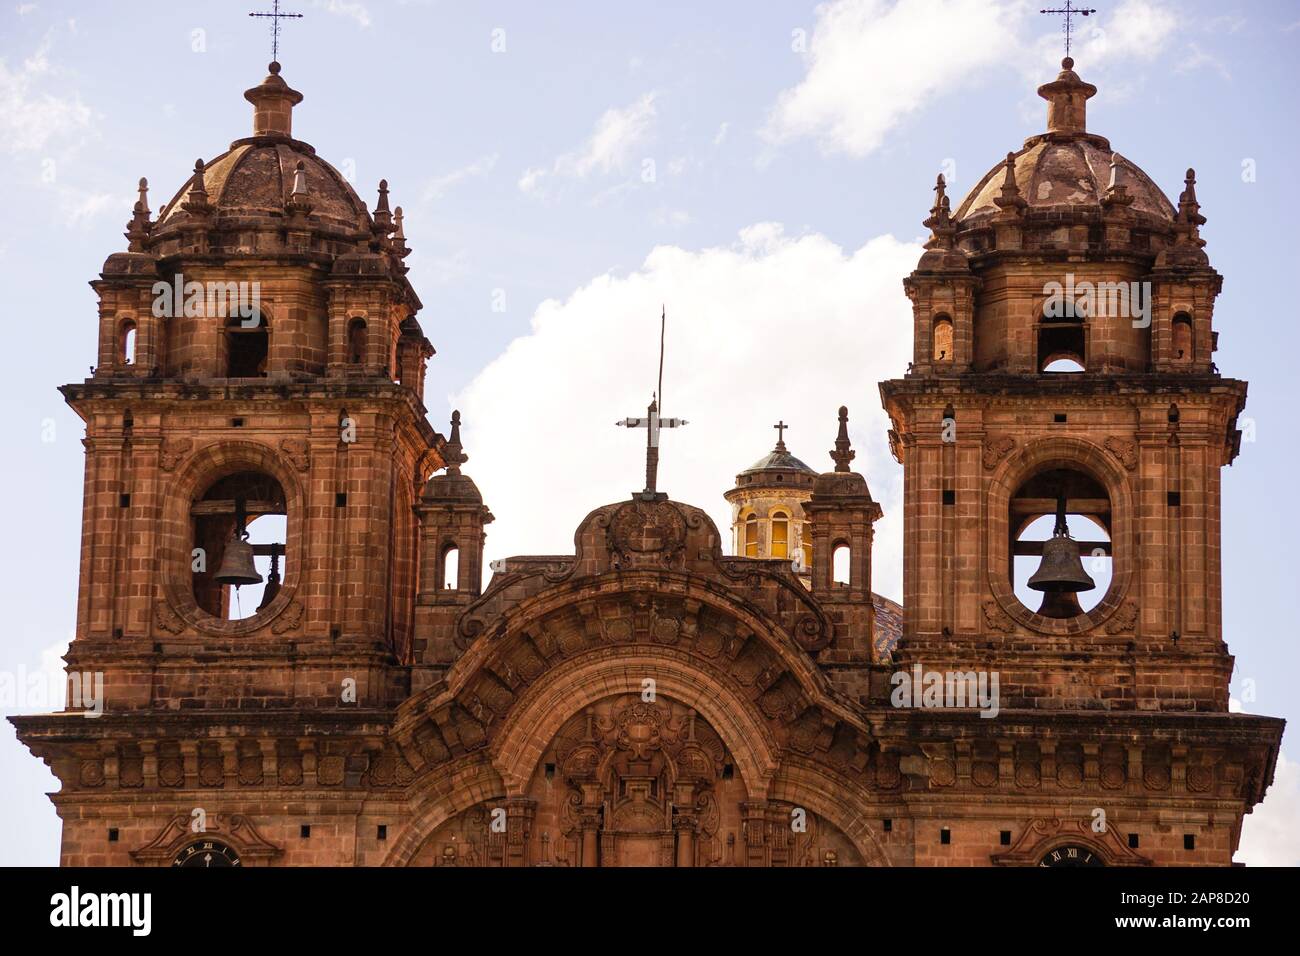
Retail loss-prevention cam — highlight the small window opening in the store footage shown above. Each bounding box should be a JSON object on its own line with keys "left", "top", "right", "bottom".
{"left": 933, "top": 315, "right": 954, "bottom": 363}
{"left": 743, "top": 514, "right": 759, "bottom": 558}
{"left": 442, "top": 544, "right": 460, "bottom": 590}
{"left": 347, "top": 318, "right": 368, "bottom": 365}
{"left": 119, "top": 320, "right": 137, "bottom": 365}
{"left": 770, "top": 511, "right": 789, "bottom": 559}
{"left": 832, "top": 543, "right": 851, "bottom": 586}
{"left": 226, "top": 312, "right": 269, "bottom": 378}
{"left": 940, "top": 827, "right": 951, "bottom": 845}
{"left": 1172, "top": 313, "right": 1193, "bottom": 364}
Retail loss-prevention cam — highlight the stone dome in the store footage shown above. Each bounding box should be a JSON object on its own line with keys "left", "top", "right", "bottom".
{"left": 153, "top": 63, "right": 371, "bottom": 237}
{"left": 742, "top": 447, "right": 817, "bottom": 476}
{"left": 954, "top": 58, "right": 1176, "bottom": 228}
{"left": 157, "top": 140, "right": 369, "bottom": 233}
{"left": 956, "top": 138, "right": 1176, "bottom": 225}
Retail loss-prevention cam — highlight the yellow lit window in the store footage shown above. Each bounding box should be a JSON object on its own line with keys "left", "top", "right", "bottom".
{"left": 744, "top": 515, "right": 759, "bottom": 557}
{"left": 771, "top": 512, "right": 789, "bottom": 559}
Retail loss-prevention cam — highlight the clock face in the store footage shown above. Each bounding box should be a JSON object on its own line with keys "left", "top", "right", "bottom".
{"left": 172, "top": 841, "right": 241, "bottom": 867}
{"left": 1039, "top": 844, "right": 1103, "bottom": 867}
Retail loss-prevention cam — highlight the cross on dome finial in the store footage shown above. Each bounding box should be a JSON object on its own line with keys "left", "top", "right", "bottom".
{"left": 773, "top": 420, "right": 788, "bottom": 451}
{"left": 249, "top": 1, "right": 303, "bottom": 64}
{"left": 1040, "top": 2, "right": 1097, "bottom": 59}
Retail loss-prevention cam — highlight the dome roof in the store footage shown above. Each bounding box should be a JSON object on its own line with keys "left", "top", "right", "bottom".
{"left": 153, "top": 63, "right": 371, "bottom": 236}
{"left": 953, "top": 58, "right": 1176, "bottom": 228}
{"left": 955, "top": 138, "right": 1176, "bottom": 225}
{"left": 157, "top": 140, "right": 370, "bottom": 232}
{"left": 742, "top": 447, "right": 817, "bottom": 475}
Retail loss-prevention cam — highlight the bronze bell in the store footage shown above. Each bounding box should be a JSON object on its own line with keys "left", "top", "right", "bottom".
{"left": 1027, "top": 496, "right": 1095, "bottom": 616}
{"left": 214, "top": 531, "right": 262, "bottom": 588}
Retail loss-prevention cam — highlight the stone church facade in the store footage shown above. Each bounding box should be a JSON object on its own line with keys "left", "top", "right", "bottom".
{"left": 13, "top": 58, "right": 1282, "bottom": 867}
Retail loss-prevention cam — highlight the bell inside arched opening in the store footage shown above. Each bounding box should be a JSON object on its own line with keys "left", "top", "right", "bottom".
{"left": 1010, "top": 467, "right": 1111, "bottom": 617}
{"left": 191, "top": 471, "right": 288, "bottom": 620}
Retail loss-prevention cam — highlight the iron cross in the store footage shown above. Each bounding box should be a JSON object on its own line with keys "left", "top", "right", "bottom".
{"left": 616, "top": 307, "right": 687, "bottom": 500}
{"left": 1040, "top": 1, "right": 1097, "bottom": 58}
{"left": 617, "top": 397, "right": 687, "bottom": 500}
{"left": 249, "top": 0, "right": 303, "bottom": 62}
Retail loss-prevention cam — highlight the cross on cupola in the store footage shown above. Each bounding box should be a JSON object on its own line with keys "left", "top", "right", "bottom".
{"left": 773, "top": 421, "right": 789, "bottom": 451}
{"left": 249, "top": 0, "right": 303, "bottom": 63}
{"left": 616, "top": 307, "right": 688, "bottom": 501}
{"left": 1040, "top": 1, "right": 1097, "bottom": 58}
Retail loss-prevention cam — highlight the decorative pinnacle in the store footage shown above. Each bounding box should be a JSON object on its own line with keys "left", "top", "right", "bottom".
{"left": 830, "top": 406, "right": 855, "bottom": 473}
{"left": 993, "top": 151, "right": 1027, "bottom": 216}
{"left": 923, "top": 174, "right": 955, "bottom": 249}
{"left": 181, "top": 159, "right": 212, "bottom": 216}
{"left": 773, "top": 420, "right": 788, "bottom": 452}
{"left": 444, "top": 410, "right": 468, "bottom": 475}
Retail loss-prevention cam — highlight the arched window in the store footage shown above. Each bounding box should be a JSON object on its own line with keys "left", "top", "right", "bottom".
{"left": 442, "top": 544, "right": 460, "bottom": 591}
{"left": 347, "top": 318, "right": 368, "bottom": 365}
{"left": 191, "top": 471, "right": 287, "bottom": 620}
{"left": 1172, "top": 313, "right": 1193, "bottom": 363}
{"left": 120, "top": 319, "right": 137, "bottom": 365}
{"left": 1039, "top": 298, "right": 1086, "bottom": 372}
{"left": 1010, "top": 467, "right": 1111, "bottom": 618}
{"left": 832, "top": 543, "right": 851, "bottom": 586}
{"left": 932, "top": 315, "right": 954, "bottom": 363}
{"left": 226, "top": 311, "right": 268, "bottom": 378}
{"left": 770, "top": 511, "right": 789, "bottom": 559}
{"left": 744, "top": 514, "right": 759, "bottom": 557}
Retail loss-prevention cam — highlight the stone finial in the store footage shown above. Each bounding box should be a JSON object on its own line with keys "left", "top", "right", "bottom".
{"left": 444, "top": 410, "right": 469, "bottom": 475}
{"left": 830, "top": 406, "right": 855, "bottom": 473}
{"left": 180, "top": 159, "right": 212, "bottom": 217}
{"left": 1175, "top": 167, "right": 1207, "bottom": 247}
{"left": 993, "top": 151, "right": 1027, "bottom": 217}
{"left": 285, "top": 160, "right": 313, "bottom": 217}
{"left": 1102, "top": 152, "right": 1134, "bottom": 208}
{"left": 1037, "top": 57, "right": 1096, "bottom": 135}
{"left": 372, "top": 179, "right": 393, "bottom": 237}
{"left": 243, "top": 61, "right": 304, "bottom": 138}
{"left": 392, "top": 205, "right": 410, "bottom": 259}
{"left": 125, "top": 177, "right": 152, "bottom": 251}
{"left": 923, "top": 174, "right": 955, "bottom": 250}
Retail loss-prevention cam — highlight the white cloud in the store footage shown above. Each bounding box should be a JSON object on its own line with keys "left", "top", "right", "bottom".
{"left": 453, "top": 225, "right": 920, "bottom": 601}
{"left": 1069, "top": 0, "right": 1177, "bottom": 69}
{"left": 558, "top": 92, "right": 658, "bottom": 178}
{"left": 764, "top": 0, "right": 1026, "bottom": 157}
{"left": 765, "top": 0, "right": 1188, "bottom": 157}
{"left": 517, "top": 166, "right": 546, "bottom": 194}
{"left": 521, "top": 93, "right": 658, "bottom": 194}
{"left": 713, "top": 121, "right": 730, "bottom": 146}
{"left": 0, "top": 39, "right": 93, "bottom": 154}
{"left": 1237, "top": 752, "right": 1300, "bottom": 866}
{"left": 313, "top": 0, "right": 371, "bottom": 28}
{"left": 1176, "top": 41, "right": 1231, "bottom": 81}
{"left": 16, "top": 4, "right": 38, "bottom": 15}
{"left": 422, "top": 153, "right": 499, "bottom": 202}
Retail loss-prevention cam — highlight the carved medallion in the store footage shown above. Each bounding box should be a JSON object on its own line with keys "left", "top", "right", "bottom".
{"left": 606, "top": 500, "right": 688, "bottom": 569}
{"left": 1104, "top": 436, "right": 1138, "bottom": 471}
{"left": 159, "top": 438, "right": 193, "bottom": 472}
{"left": 1106, "top": 600, "right": 1139, "bottom": 635}
{"left": 982, "top": 435, "right": 1017, "bottom": 469}
{"left": 279, "top": 437, "right": 311, "bottom": 471}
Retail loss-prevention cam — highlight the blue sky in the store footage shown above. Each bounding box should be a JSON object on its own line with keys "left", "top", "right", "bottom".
{"left": 1, "top": 0, "right": 1297, "bottom": 865}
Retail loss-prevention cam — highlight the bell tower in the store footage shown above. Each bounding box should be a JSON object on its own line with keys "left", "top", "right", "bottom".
{"left": 880, "top": 58, "right": 1244, "bottom": 712}
{"left": 64, "top": 62, "right": 444, "bottom": 708}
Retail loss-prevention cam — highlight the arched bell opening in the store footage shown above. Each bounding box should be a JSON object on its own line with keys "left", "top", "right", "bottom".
{"left": 1038, "top": 297, "right": 1087, "bottom": 372}
{"left": 1009, "top": 467, "right": 1111, "bottom": 618}
{"left": 191, "top": 471, "right": 288, "bottom": 620}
